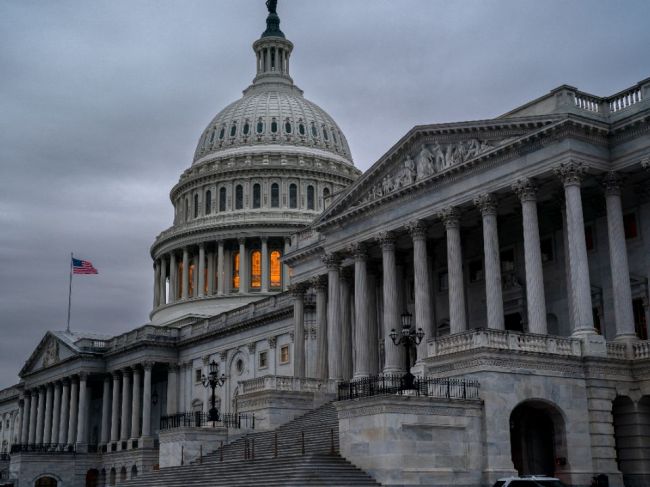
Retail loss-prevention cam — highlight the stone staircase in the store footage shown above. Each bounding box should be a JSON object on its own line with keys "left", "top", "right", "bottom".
{"left": 122, "top": 403, "right": 381, "bottom": 486}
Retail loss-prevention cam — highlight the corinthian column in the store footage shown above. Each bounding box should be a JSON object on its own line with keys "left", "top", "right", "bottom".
{"left": 261, "top": 237, "right": 269, "bottom": 293}
{"left": 35, "top": 387, "right": 45, "bottom": 444}
{"left": 58, "top": 380, "right": 70, "bottom": 445}
{"left": 141, "top": 362, "right": 153, "bottom": 439}
{"left": 439, "top": 209, "right": 467, "bottom": 334}
{"left": 238, "top": 237, "right": 248, "bottom": 293}
{"left": 602, "top": 172, "right": 636, "bottom": 340}
{"left": 378, "top": 232, "right": 402, "bottom": 374}
{"left": 513, "top": 178, "right": 548, "bottom": 334}
{"left": 153, "top": 260, "right": 161, "bottom": 308}
{"left": 28, "top": 391, "right": 38, "bottom": 444}
{"left": 169, "top": 252, "right": 177, "bottom": 303}
{"left": 324, "top": 254, "right": 342, "bottom": 381}
{"left": 42, "top": 384, "right": 53, "bottom": 444}
{"left": 181, "top": 248, "right": 189, "bottom": 300}
{"left": 120, "top": 369, "right": 131, "bottom": 441}
{"left": 166, "top": 363, "right": 179, "bottom": 415}
{"left": 217, "top": 240, "right": 225, "bottom": 295}
{"left": 100, "top": 376, "right": 111, "bottom": 445}
{"left": 76, "top": 373, "right": 88, "bottom": 445}
{"left": 351, "top": 243, "right": 370, "bottom": 378}
{"left": 474, "top": 194, "right": 505, "bottom": 330}
{"left": 555, "top": 162, "right": 595, "bottom": 335}
{"left": 313, "top": 275, "right": 328, "bottom": 380}
{"left": 283, "top": 237, "right": 291, "bottom": 291}
{"left": 340, "top": 268, "right": 354, "bottom": 380}
{"left": 110, "top": 372, "right": 120, "bottom": 443}
{"left": 51, "top": 382, "right": 61, "bottom": 445}
{"left": 290, "top": 284, "right": 307, "bottom": 377}
{"left": 159, "top": 256, "right": 167, "bottom": 306}
{"left": 408, "top": 221, "right": 434, "bottom": 360}
{"left": 20, "top": 392, "right": 31, "bottom": 444}
{"left": 67, "top": 379, "right": 78, "bottom": 446}
{"left": 131, "top": 367, "right": 142, "bottom": 440}
{"left": 198, "top": 244, "right": 206, "bottom": 297}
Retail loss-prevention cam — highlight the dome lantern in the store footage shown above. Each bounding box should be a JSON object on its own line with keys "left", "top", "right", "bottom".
{"left": 252, "top": 0, "right": 293, "bottom": 87}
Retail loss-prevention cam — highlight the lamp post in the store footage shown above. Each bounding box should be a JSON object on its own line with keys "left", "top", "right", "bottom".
{"left": 201, "top": 360, "right": 226, "bottom": 422}
{"left": 389, "top": 311, "right": 424, "bottom": 390}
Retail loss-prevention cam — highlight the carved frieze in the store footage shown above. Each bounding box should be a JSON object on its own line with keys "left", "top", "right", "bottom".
{"left": 42, "top": 339, "right": 60, "bottom": 368}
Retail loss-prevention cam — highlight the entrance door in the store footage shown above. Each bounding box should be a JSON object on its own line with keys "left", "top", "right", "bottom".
{"left": 35, "top": 477, "right": 58, "bottom": 487}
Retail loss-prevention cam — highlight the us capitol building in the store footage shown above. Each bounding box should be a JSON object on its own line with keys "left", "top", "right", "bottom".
{"left": 1, "top": 3, "right": 650, "bottom": 487}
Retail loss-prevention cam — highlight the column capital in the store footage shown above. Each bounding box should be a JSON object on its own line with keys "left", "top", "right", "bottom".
{"left": 260, "top": 236, "right": 268, "bottom": 243}
{"left": 473, "top": 193, "right": 498, "bottom": 216}
{"left": 601, "top": 171, "right": 623, "bottom": 196}
{"left": 142, "top": 361, "right": 155, "bottom": 371}
{"left": 407, "top": 220, "right": 428, "bottom": 239}
{"left": 167, "top": 362, "right": 180, "bottom": 373}
{"left": 61, "top": 377, "right": 70, "bottom": 386}
{"left": 202, "top": 355, "right": 211, "bottom": 366}
{"left": 238, "top": 236, "right": 246, "bottom": 245}
{"left": 512, "top": 177, "right": 538, "bottom": 202}
{"left": 437, "top": 208, "right": 460, "bottom": 229}
{"left": 554, "top": 161, "right": 586, "bottom": 186}
{"left": 375, "top": 231, "right": 396, "bottom": 250}
{"left": 103, "top": 374, "right": 111, "bottom": 383}
{"left": 219, "top": 351, "right": 228, "bottom": 361}
{"left": 321, "top": 252, "right": 342, "bottom": 270}
{"left": 247, "top": 342, "right": 257, "bottom": 353}
{"left": 641, "top": 154, "right": 650, "bottom": 171}
{"left": 289, "top": 331, "right": 295, "bottom": 343}
{"left": 289, "top": 282, "right": 308, "bottom": 297}
{"left": 199, "top": 242, "right": 205, "bottom": 249}
{"left": 268, "top": 336, "right": 278, "bottom": 349}
{"left": 120, "top": 368, "right": 131, "bottom": 377}
{"left": 78, "top": 372, "right": 88, "bottom": 381}
{"left": 310, "top": 274, "right": 328, "bottom": 291}
{"left": 347, "top": 242, "right": 368, "bottom": 261}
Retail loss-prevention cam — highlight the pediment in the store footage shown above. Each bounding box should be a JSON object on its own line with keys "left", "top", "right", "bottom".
{"left": 314, "top": 117, "right": 563, "bottom": 228}
{"left": 20, "top": 332, "right": 76, "bottom": 377}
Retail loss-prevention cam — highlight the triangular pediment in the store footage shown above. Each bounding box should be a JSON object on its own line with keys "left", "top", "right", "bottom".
{"left": 20, "top": 332, "right": 77, "bottom": 377}
{"left": 314, "top": 116, "right": 566, "bottom": 228}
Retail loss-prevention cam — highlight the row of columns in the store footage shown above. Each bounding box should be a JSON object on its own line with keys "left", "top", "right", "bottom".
{"left": 291, "top": 163, "right": 640, "bottom": 380}
{"left": 18, "top": 374, "right": 88, "bottom": 447}
{"left": 154, "top": 237, "right": 291, "bottom": 308}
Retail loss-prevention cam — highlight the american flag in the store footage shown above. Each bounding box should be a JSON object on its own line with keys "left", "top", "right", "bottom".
{"left": 72, "top": 257, "right": 98, "bottom": 275}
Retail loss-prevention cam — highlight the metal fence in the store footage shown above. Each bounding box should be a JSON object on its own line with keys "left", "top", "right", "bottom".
{"left": 9, "top": 444, "right": 77, "bottom": 454}
{"left": 337, "top": 375, "right": 480, "bottom": 401}
{"left": 160, "top": 412, "right": 255, "bottom": 430}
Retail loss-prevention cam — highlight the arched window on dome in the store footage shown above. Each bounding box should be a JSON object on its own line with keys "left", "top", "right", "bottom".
{"left": 289, "top": 184, "right": 298, "bottom": 209}
{"left": 205, "top": 190, "right": 212, "bottom": 215}
{"left": 271, "top": 183, "right": 279, "bottom": 208}
{"left": 219, "top": 187, "right": 227, "bottom": 212}
{"left": 219, "top": 127, "right": 225, "bottom": 140}
{"left": 209, "top": 129, "right": 216, "bottom": 144}
{"left": 243, "top": 121, "right": 250, "bottom": 136}
{"left": 184, "top": 198, "right": 189, "bottom": 221}
{"left": 332, "top": 130, "right": 338, "bottom": 144}
{"left": 250, "top": 250, "right": 262, "bottom": 289}
{"left": 298, "top": 122, "right": 306, "bottom": 136}
{"left": 323, "top": 127, "right": 329, "bottom": 141}
{"left": 193, "top": 194, "right": 199, "bottom": 218}
{"left": 257, "top": 119, "right": 264, "bottom": 134}
{"left": 284, "top": 119, "right": 292, "bottom": 134}
{"left": 235, "top": 185, "right": 244, "bottom": 210}
{"left": 307, "top": 185, "right": 315, "bottom": 210}
{"left": 270, "top": 250, "right": 282, "bottom": 288}
{"left": 252, "top": 184, "right": 261, "bottom": 209}
{"left": 271, "top": 118, "right": 278, "bottom": 134}
{"left": 232, "top": 252, "right": 240, "bottom": 291}
{"left": 323, "top": 187, "right": 331, "bottom": 209}
{"left": 230, "top": 122, "right": 237, "bottom": 138}
{"left": 311, "top": 122, "right": 318, "bottom": 138}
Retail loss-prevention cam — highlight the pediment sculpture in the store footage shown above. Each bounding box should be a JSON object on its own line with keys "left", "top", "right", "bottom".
{"left": 360, "top": 138, "right": 493, "bottom": 204}
{"left": 42, "top": 338, "right": 60, "bottom": 367}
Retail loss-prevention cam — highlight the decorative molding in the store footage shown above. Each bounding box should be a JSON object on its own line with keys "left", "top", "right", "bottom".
{"left": 554, "top": 161, "right": 586, "bottom": 186}
{"left": 248, "top": 342, "right": 257, "bottom": 353}
{"left": 219, "top": 351, "right": 228, "bottom": 362}
{"left": 473, "top": 193, "right": 497, "bottom": 216}
{"left": 512, "top": 178, "right": 538, "bottom": 202}
{"left": 601, "top": 171, "right": 623, "bottom": 196}
{"left": 437, "top": 208, "right": 460, "bottom": 230}
{"left": 321, "top": 253, "right": 342, "bottom": 270}
{"left": 310, "top": 274, "right": 327, "bottom": 290}
{"left": 375, "top": 231, "right": 396, "bottom": 251}
{"left": 289, "top": 282, "right": 308, "bottom": 297}
{"left": 268, "top": 336, "right": 278, "bottom": 349}
{"left": 347, "top": 242, "right": 368, "bottom": 261}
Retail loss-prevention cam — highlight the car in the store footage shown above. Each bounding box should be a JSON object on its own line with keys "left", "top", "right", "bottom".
{"left": 492, "top": 475, "right": 567, "bottom": 487}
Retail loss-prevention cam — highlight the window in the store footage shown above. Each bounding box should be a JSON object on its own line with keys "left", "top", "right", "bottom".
{"left": 209, "top": 129, "right": 216, "bottom": 143}
{"left": 236, "top": 358, "right": 244, "bottom": 374}
{"left": 311, "top": 122, "right": 318, "bottom": 138}
{"left": 438, "top": 271, "right": 449, "bottom": 292}
{"left": 298, "top": 122, "right": 306, "bottom": 136}
{"left": 469, "top": 259, "right": 483, "bottom": 283}
{"left": 235, "top": 185, "right": 244, "bottom": 210}
{"left": 500, "top": 248, "right": 515, "bottom": 272}
{"left": 219, "top": 187, "right": 227, "bottom": 212}
{"left": 193, "top": 194, "right": 199, "bottom": 218}
{"left": 230, "top": 122, "right": 237, "bottom": 137}
{"left": 177, "top": 261, "right": 183, "bottom": 297}
{"left": 195, "top": 368, "right": 202, "bottom": 382}
{"left": 219, "top": 127, "right": 225, "bottom": 139}
{"left": 270, "top": 250, "right": 282, "bottom": 288}
{"left": 251, "top": 250, "right": 262, "bottom": 289}
{"left": 332, "top": 130, "right": 338, "bottom": 144}
{"left": 624, "top": 212, "right": 638, "bottom": 239}
{"left": 205, "top": 190, "right": 212, "bottom": 215}
{"left": 259, "top": 351, "right": 268, "bottom": 369}
{"left": 289, "top": 184, "right": 298, "bottom": 209}
{"left": 541, "top": 236, "right": 554, "bottom": 263}
{"left": 285, "top": 120, "right": 292, "bottom": 134}
{"left": 184, "top": 198, "right": 189, "bottom": 221}
{"left": 323, "top": 187, "right": 330, "bottom": 208}
{"left": 271, "top": 118, "right": 278, "bottom": 133}
{"left": 323, "top": 127, "right": 329, "bottom": 141}
{"left": 232, "top": 252, "right": 240, "bottom": 290}
{"left": 585, "top": 224, "right": 595, "bottom": 251}
{"left": 271, "top": 183, "right": 280, "bottom": 208}
{"left": 243, "top": 121, "right": 250, "bottom": 135}
{"left": 280, "top": 345, "right": 290, "bottom": 364}
{"left": 188, "top": 263, "right": 195, "bottom": 296}
{"left": 256, "top": 119, "right": 264, "bottom": 134}
{"left": 253, "top": 184, "right": 261, "bottom": 209}
{"left": 307, "top": 185, "right": 315, "bottom": 210}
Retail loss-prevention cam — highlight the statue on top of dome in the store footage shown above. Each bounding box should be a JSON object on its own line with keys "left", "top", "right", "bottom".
{"left": 266, "top": 0, "right": 277, "bottom": 15}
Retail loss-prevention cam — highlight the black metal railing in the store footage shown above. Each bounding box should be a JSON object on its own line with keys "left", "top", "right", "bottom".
{"left": 9, "top": 443, "right": 77, "bottom": 454}
{"left": 337, "top": 375, "right": 480, "bottom": 401}
{"left": 160, "top": 412, "right": 255, "bottom": 430}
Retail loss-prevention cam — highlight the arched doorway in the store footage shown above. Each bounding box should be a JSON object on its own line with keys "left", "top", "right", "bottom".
{"left": 85, "top": 469, "right": 99, "bottom": 487}
{"left": 35, "top": 477, "right": 58, "bottom": 487}
{"left": 510, "top": 400, "right": 567, "bottom": 477}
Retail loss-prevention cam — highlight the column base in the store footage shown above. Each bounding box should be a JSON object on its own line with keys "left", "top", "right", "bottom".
{"left": 139, "top": 436, "right": 155, "bottom": 449}
{"left": 614, "top": 333, "right": 638, "bottom": 343}
{"left": 575, "top": 332, "right": 607, "bottom": 357}
{"left": 75, "top": 443, "right": 88, "bottom": 453}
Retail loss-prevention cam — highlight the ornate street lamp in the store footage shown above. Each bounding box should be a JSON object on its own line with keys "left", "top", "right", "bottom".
{"left": 201, "top": 360, "right": 227, "bottom": 422}
{"left": 389, "top": 311, "right": 425, "bottom": 390}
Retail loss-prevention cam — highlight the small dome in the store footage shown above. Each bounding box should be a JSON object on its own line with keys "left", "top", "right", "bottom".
{"left": 193, "top": 85, "right": 353, "bottom": 164}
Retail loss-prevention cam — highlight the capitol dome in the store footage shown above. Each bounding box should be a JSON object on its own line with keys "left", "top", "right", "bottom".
{"left": 149, "top": 3, "right": 361, "bottom": 326}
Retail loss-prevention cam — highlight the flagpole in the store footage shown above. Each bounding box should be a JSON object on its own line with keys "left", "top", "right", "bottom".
{"left": 67, "top": 252, "right": 73, "bottom": 333}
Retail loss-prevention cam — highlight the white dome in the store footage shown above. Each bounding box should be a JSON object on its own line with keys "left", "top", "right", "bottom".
{"left": 193, "top": 84, "right": 353, "bottom": 164}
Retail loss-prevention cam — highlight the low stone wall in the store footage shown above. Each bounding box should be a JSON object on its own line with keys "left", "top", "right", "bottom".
{"left": 335, "top": 395, "right": 484, "bottom": 487}
{"left": 159, "top": 427, "right": 228, "bottom": 468}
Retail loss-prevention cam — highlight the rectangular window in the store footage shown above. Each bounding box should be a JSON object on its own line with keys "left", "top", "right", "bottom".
{"left": 280, "top": 345, "right": 290, "bottom": 364}
{"left": 438, "top": 271, "right": 448, "bottom": 292}
{"left": 540, "top": 237, "right": 554, "bottom": 263}
{"left": 585, "top": 224, "right": 595, "bottom": 251}
{"left": 469, "top": 259, "right": 483, "bottom": 283}
{"left": 195, "top": 368, "right": 202, "bottom": 382}
{"left": 624, "top": 212, "right": 638, "bottom": 240}
{"left": 259, "top": 351, "right": 268, "bottom": 369}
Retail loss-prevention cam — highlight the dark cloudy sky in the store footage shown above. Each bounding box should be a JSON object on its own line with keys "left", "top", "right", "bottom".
{"left": 1, "top": 0, "right": 648, "bottom": 388}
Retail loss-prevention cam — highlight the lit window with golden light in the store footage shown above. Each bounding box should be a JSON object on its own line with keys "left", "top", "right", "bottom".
{"left": 270, "top": 250, "right": 281, "bottom": 288}
{"left": 251, "top": 250, "right": 262, "bottom": 289}
{"left": 188, "top": 263, "right": 195, "bottom": 296}
{"left": 177, "top": 262, "right": 183, "bottom": 298}
{"left": 232, "top": 252, "right": 240, "bottom": 290}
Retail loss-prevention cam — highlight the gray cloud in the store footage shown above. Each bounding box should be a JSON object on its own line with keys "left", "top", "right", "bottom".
{"left": 1, "top": 0, "right": 649, "bottom": 387}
